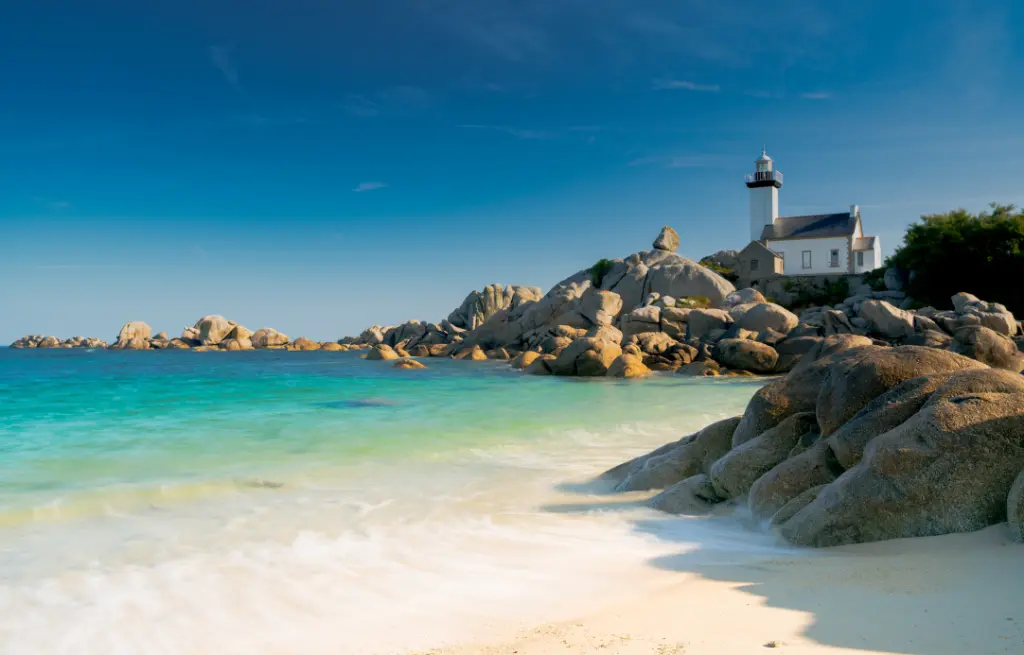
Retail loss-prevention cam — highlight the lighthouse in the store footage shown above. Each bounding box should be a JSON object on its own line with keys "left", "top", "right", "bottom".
{"left": 746, "top": 147, "right": 783, "bottom": 242}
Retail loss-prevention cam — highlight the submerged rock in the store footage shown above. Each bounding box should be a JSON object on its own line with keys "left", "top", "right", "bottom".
{"left": 393, "top": 358, "right": 427, "bottom": 370}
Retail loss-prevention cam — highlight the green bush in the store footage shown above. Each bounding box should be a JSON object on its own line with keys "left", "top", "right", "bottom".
{"left": 782, "top": 277, "right": 850, "bottom": 309}
{"left": 887, "top": 203, "right": 1024, "bottom": 313}
{"left": 589, "top": 258, "right": 614, "bottom": 287}
{"left": 677, "top": 296, "right": 712, "bottom": 309}
{"left": 699, "top": 258, "right": 739, "bottom": 283}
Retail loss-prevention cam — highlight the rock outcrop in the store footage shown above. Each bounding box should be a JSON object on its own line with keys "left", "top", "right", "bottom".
{"left": 951, "top": 325, "right": 1024, "bottom": 371}
{"left": 602, "top": 333, "right": 1022, "bottom": 547}
{"left": 251, "top": 328, "right": 290, "bottom": 349}
{"left": 10, "top": 335, "right": 108, "bottom": 348}
{"left": 447, "top": 284, "right": 543, "bottom": 331}
{"left": 652, "top": 225, "right": 680, "bottom": 252}
{"left": 110, "top": 321, "right": 152, "bottom": 350}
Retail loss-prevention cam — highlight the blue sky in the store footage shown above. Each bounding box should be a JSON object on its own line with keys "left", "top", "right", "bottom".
{"left": 2, "top": 0, "right": 1023, "bottom": 343}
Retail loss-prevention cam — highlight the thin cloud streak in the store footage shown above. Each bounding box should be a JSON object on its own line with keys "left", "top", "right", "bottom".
{"left": 353, "top": 182, "right": 387, "bottom": 193}
{"left": 208, "top": 44, "right": 241, "bottom": 91}
{"left": 629, "top": 153, "right": 740, "bottom": 168}
{"left": 652, "top": 78, "right": 720, "bottom": 92}
{"left": 800, "top": 91, "right": 832, "bottom": 100}
{"left": 458, "top": 124, "right": 548, "bottom": 139}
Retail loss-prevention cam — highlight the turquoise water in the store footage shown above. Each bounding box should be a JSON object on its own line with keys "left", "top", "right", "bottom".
{"left": 0, "top": 349, "right": 776, "bottom": 654}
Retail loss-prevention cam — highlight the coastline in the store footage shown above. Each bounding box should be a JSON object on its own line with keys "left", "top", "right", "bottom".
{"left": 418, "top": 525, "right": 1024, "bottom": 655}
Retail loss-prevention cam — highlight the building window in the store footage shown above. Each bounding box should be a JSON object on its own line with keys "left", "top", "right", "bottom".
{"left": 750, "top": 259, "right": 759, "bottom": 271}
{"left": 801, "top": 250, "right": 812, "bottom": 269}
{"left": 830, "top": 249, "right": 840, "bottom": 268}
{"left": 857, "top": 251, "right": 864, "bottom": 267}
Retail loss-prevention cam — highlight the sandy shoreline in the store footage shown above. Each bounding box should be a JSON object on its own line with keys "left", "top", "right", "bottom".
{"left": 419, "top": 525, "right": 1024, "bottom": 655}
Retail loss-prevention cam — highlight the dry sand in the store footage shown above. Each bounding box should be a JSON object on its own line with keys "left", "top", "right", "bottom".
{"left": 419, "top": 525, "right": 1024, "bottom": 655}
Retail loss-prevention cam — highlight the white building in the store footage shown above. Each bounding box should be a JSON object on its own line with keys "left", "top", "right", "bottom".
{"left": 743, "top": 149, "right": 881, "bottom": 276}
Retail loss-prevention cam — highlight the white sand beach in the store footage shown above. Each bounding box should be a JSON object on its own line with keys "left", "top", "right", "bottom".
{"left": 421, "top": 525, "right": 1024, "bottom": 655}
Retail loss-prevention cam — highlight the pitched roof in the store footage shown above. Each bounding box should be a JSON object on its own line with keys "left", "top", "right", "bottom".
{"left": 762, "top": 212, "right": 857, "bottom": 241}
{"left": 852, "top": 236, "right": 877, "bottom": 251}
{"left": 740, "top": 239, "right": 782, "bottom": 258}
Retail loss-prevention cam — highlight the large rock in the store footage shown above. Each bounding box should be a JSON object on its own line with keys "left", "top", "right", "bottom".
{"left": 649, "top": 474, "right": 722, "bottom": 515}
{"left": 358, "top": 326, "right": 390, "bottom": 346}
{"left": 747, "top": 373, "right": 956, "bottom": 522}
{"left": 549, "top": 337, "right": 622, "bottom": 377}
{"left": 606, "top": 353, "right": 651, "bottom": 379}
{"left": 780, "top": 369, "right": 1024, "bottom": 547}
{"left": 951, "top": 292, "right": 982, "bottom": 313}
{"left": 652, "top": 225, "right": 680, "bottom": 252}
{"left": 709, "top": 412, "right": 818, "bottom": 500}
{"left": 772, "top": 336, "right": 823, "bottom": 373}
{"left": 448, "top": 284, "right": 542, "bottom": 331}
{"left": 951, "top": 326, "right": 1024, "bottom": 371}
{"left": 748, "top": 440, "right": 840, "bottom": 523}
{"left": 815, "top": 346, "right": 986, "bottom": 436}
{"left": 712, "top": 339, "right": 779, "bottom": 374}
{"left": 637, "top": 250, "right": 735, "bottom": 308}
{"left": 251, "top": 328, "right": 290, "bottom": 349}
{"left": 195, "top": 315, "right": 235, "bottom": 346}
{"left": 686, "top": 309, "right": 732, "bottom": 340}
{"left": 579, "top": 289, "right": 623, "bottom": 327}
{"left": 289, "top": 337, "right": 321, "bottom": 351}
{"left": 366, "top": 344, "right": 399, "bottom": 361}
{"left": 110, "top": 321, "right": 152, "bottom": 350}
{"left": 883, "top": 267, "right": 904, "bottom": 291}
{"left": 858, "top": 300, "right": 915, "bottom": 339}
{"left": 904, "top": 330, "right": 952, "bottom": 349}
{"left": 613, "top": 417, "right": 740, "bottom": 491}
{"left": 730, "top": 335, "right": 876, "bottom": 447}
{"left": 735, "top": 303, "right": 798, "bottom": 335}
{"left": 724, "top": 288, "right": 766, "bottom": 308}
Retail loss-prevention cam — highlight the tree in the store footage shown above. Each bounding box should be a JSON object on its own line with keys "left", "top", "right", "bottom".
{"left": 888, "top": 203, "right": 1024, "bottom": 313}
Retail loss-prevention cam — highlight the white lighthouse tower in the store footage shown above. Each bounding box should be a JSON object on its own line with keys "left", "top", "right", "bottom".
{"left": 746, "top": 147, "right": 783, "bottom": 242}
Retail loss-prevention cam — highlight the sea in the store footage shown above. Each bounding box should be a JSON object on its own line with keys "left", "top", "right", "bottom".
{"left": 0, "top": 348, "right": 789, "bottom": 654}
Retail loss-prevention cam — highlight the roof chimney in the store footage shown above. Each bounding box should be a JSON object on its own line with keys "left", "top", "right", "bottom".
{"left": 850, "top": 204, "right": 859, "bottom": 218}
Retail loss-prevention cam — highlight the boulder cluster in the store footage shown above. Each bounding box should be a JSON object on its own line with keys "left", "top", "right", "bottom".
{"left": 10, "top": 229, "right": 1023, "bottom": 380}
{"left": 338, "top": 227, "right": 752, "bottom": 376}
{"left": 9, "top": 335, "right": 108, "bottom": 349}
{"left": 603, "top": 334, "right": 1024, "bottom": 546}
{"left": 13, "top": 316, "right": 361, "bottom": 353}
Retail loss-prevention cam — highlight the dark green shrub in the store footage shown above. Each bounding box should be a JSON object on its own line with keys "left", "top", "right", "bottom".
{"left": 589, "top": 258, "right": 614, "bottom": 286}
{"left": 888, "top": 203, "right": 1024, "bottom": 313}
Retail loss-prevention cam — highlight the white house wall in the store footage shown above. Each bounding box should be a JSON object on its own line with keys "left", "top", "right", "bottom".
{"left": 767, "top": 236, "right": 850, "bottom": 276}
{"left": 852, "top": 237, "right": 883, "bottom": 273}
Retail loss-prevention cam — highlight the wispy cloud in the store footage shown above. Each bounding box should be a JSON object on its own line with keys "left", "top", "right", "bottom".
{"left": 800, "top": 91, "right": 832, "bottom": 100}
{"left": 33, "top": 264, "right": 126, "bottom": 270}
{"left": 208, "top": 44, "right": 240, "bottom": 91}
{"left": 746, "top": 90, "right": 783, "bottom": 99}
{"left": 353, "top": 182, "right": 387, "bottom": 193}
{"left": 652, "top": 78, "right": 720, "bottom": 92}
{"left": 628, "top": 154, "right": 733, "bottom": 168}
{"left": 458, "top": 124, "right": 548, "bottom": 140}
{"left": 342, "top": 86, "right": 434, "bottom": 118}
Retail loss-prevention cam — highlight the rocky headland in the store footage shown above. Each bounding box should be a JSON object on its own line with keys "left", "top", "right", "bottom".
{"left": 10, "top": 226, "right": 1024, "bottom": 547}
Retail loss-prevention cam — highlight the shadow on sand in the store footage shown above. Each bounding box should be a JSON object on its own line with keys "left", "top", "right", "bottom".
{"left": 545, "top": 492, "right": 1024, "bottom": 655}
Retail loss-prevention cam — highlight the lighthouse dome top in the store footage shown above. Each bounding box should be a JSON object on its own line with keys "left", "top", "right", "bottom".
{"left": 756, "top": 147, "right": 773, "bottom": 163}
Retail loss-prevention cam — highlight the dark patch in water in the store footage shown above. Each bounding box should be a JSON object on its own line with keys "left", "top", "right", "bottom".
{"left": 317, "top": 398, "right": 401, "bottom": 409}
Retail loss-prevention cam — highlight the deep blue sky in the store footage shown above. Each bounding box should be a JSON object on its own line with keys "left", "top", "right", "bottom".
{"left": 2, "top": 0, "right": 1022, "bottom": 342}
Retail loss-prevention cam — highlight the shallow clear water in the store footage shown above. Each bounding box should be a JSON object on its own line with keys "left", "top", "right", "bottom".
{"left": 0, "top": 349, "right": 786, "bottom": 654}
